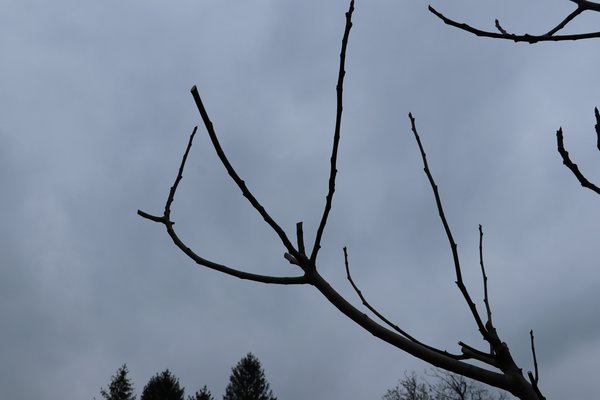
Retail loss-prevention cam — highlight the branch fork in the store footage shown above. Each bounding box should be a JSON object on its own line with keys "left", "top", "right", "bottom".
{"left": 139, "top": 2, "right": 547, "bottom": 398}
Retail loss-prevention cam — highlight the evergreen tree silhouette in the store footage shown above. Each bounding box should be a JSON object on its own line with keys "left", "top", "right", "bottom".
{"left": 188, "top": 385, "right": 214, "bottom": 400}
{"left": 223, "top": 353, "right": 276, "bottom": 400}
{"left": 99, "top": 364, "right": 136, "bottom": 400}
{"left": 140, "top": 369, "right": 184, "bottom": 400}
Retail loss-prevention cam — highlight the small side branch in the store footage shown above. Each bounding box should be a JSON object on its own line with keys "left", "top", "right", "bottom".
{"left": 556, "top": 108, "right": 600, "bottom": 195}
{"left": 343, "top": 247, "right": 466, "bottom": 360}
{"left": 429, "top": 4, "right": 600, "bottom": 43}
{"left": 311, "top": 0, "right": 355, "bottom": 264}
{"left": 528, "top": 330, "right": 545, "bottom": 399}
{"left": 190, "top": 86, "right": 301, "bottom": 259}
{"left": 407, "top": 113, "right": 493, "bottom": 346}
{"left": 478, "top": 225, "right": 493, "bottom": 329}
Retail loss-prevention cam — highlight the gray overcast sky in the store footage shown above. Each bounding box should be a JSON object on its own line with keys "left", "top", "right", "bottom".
{"left": 1, "top": 1, "right": 599, "bottom": 399}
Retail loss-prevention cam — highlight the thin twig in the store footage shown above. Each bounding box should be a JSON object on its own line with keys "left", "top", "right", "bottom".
{"left": 556, "top": 110, "right": 600, "bottom": 195}
{"left": 429, "top": 5, "right": 600, "bottom": 43}
{"left": 545, "top": 6, "right": 584, "bottom": 36}
{"left": 343, "top": 247, "right": 467, "bottom": 360}
{"left": 165, "top": 126, "right": 198, "bottom": 223}
{"left": 190, "top": 85, "right": 301, "bottom": 259}
{"left": 311, "top": 0, "right": 355, "bottom": 264}
{"left": 407, "top": 113, "right": 495, "bottom": 348}
{"left": 528, "top": 330, "right": 545, "bottom": 399}
{"left": 529, "top": 330, "right": 539, "bottom": 383}
{"left": 478, "top": 225, "right": 493, "bottom": 328}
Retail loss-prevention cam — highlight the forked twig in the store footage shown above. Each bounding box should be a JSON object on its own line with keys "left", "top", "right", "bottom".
{"left": 137, "top": 127, "right": 308, "bottom": 285}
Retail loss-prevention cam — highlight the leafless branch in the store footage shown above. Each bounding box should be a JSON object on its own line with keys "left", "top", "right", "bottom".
{"left": 311, "top": 0, "right": 354, "bottom": 264}
{"left": 408, "top": 113, "right": 495, "bottom": 348}
{"left": 139, "top": 2, "right": 547, "bottom": 398}
{"left": 137, "top": 127, "right": 308, "bottom": 285}
{"left": 529, "top": 330, "right": 540, "bottom": 384}
{"left": 343, "top": 246, "right": 467, "bottom": 360}
{"left": 556, "top": 108, "right": 600, "bottom": 195}
{"left": 528, "top": 330, "right": 544, "bottom": 399}
{"left": 478, "top": 225, "right": 493, "bottom": 331}
{"left": 429, "top": 3, "right": 600, "bottom": 43}
{"left": 189, "top": 86, "right": 303, "bottom": 263}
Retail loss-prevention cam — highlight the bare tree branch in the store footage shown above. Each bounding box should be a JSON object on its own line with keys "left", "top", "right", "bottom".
{"left": 137, "top": 127, "right": 308, "bottom": 285}
{"left": 189, "top": 86, "right": 304, "bottom": 264}
{"left": 478, "top": 225, "right": 494, "bottom": 332}
{"left": 139, "top": 2, "right": 548, "bottom": 398}
{"left": 343, "top": 246, "right": 467, "bottom": 360}
{"left": 311, "top": 0, "right": 354, "bottom": 264}
{"left": 406, "top": 115, "right": 543, "bottom": 399}
{"left": 429, "top": 3, "right": 600, "bottom": 43}
{"left": 408, "top": 113, "right": 494, "bottom": 348}
{"left": 556, "top": 108, "right": 600, "bottom": 195}
{"left": 528, "top": 330, "right": 544, "bottom": 399}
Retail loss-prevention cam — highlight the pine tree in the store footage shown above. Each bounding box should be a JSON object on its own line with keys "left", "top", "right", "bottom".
{"left": 223, "top": 353, "right": 277, "bottom": 400}
{"left": 99, "top": 364, "right": 136, "bottom": 400}
{"left": 140, "top": 369, "right": 185, "bottom": 400}
{"left": 188, "top": 385, "right": 214, "bottom": 400}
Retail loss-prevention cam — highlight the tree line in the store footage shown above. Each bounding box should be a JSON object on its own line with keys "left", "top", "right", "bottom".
{"left": 96, "top": 353, "right": 276, "bottom": 400}
{"left": 96, "top": 353, "right": 509, "bottom": 400}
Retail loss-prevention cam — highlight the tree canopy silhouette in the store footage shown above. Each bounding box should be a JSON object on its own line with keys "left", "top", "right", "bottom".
{"left": 223, "top": 353, "right": 276, "bottom": 400}
{"left": 188, "top": 385, "right": 214, "bottom": 400}
{"left": 140, "top": 369, "right": 185, "bottom": 400}
{"left": 98, "top": 364, "right": 136, "bottom": 400}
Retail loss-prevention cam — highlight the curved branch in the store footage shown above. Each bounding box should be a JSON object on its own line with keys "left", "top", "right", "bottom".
{"left": 343, "top": 247, "right": 467, "bottom": 360}
{"left": 429, "top": 5, "right": 600, "bottom": 43}
{"left": 556, "top": 108, "right": 600, "bottom": 195}
{"left": 137, "top": 126, "right": 307, "bottom": 285}
{"left": 311, "top": 0, "right": 354, "bottom": 264}
{"left": 307, "top": 270, "right": 531, "bottom": 395}
{"left": 190, "top": 86, "right": 301, "bottom": 260}
{"left": 139, "top": 210, "right": 308, "bottom": 285}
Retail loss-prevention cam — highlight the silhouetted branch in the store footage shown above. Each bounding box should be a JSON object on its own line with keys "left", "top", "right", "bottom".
{"left": 429, "top": 3, "right": 600, "bottom": 43}
{"left": 311, "top": 0, "right": 354, "bottom": 264}
{"left": 478, "top": 225, "right": 493, "bottom": 331}
{"left": 556, "top": 108, "right": 600, "bottom": 195}
{"left": 190, "top": 86, "right": 303, "bottom": 262}
{"left": 408, "top": 113, "right": 494, "bottom": 347}
{"left": 137, "top": 127, "right": 308, "bottom": 285}
{"left": 529, "top": 330, "right": 539, "bottom": 384}
{"left": 343, "top": 247, "right": 467, "bottom": 361}
{"left": 140, "top": 2, "right": 547, "bottom": 398}
{"left": 528, "top": 330, "right": 544, "bottom": 399}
